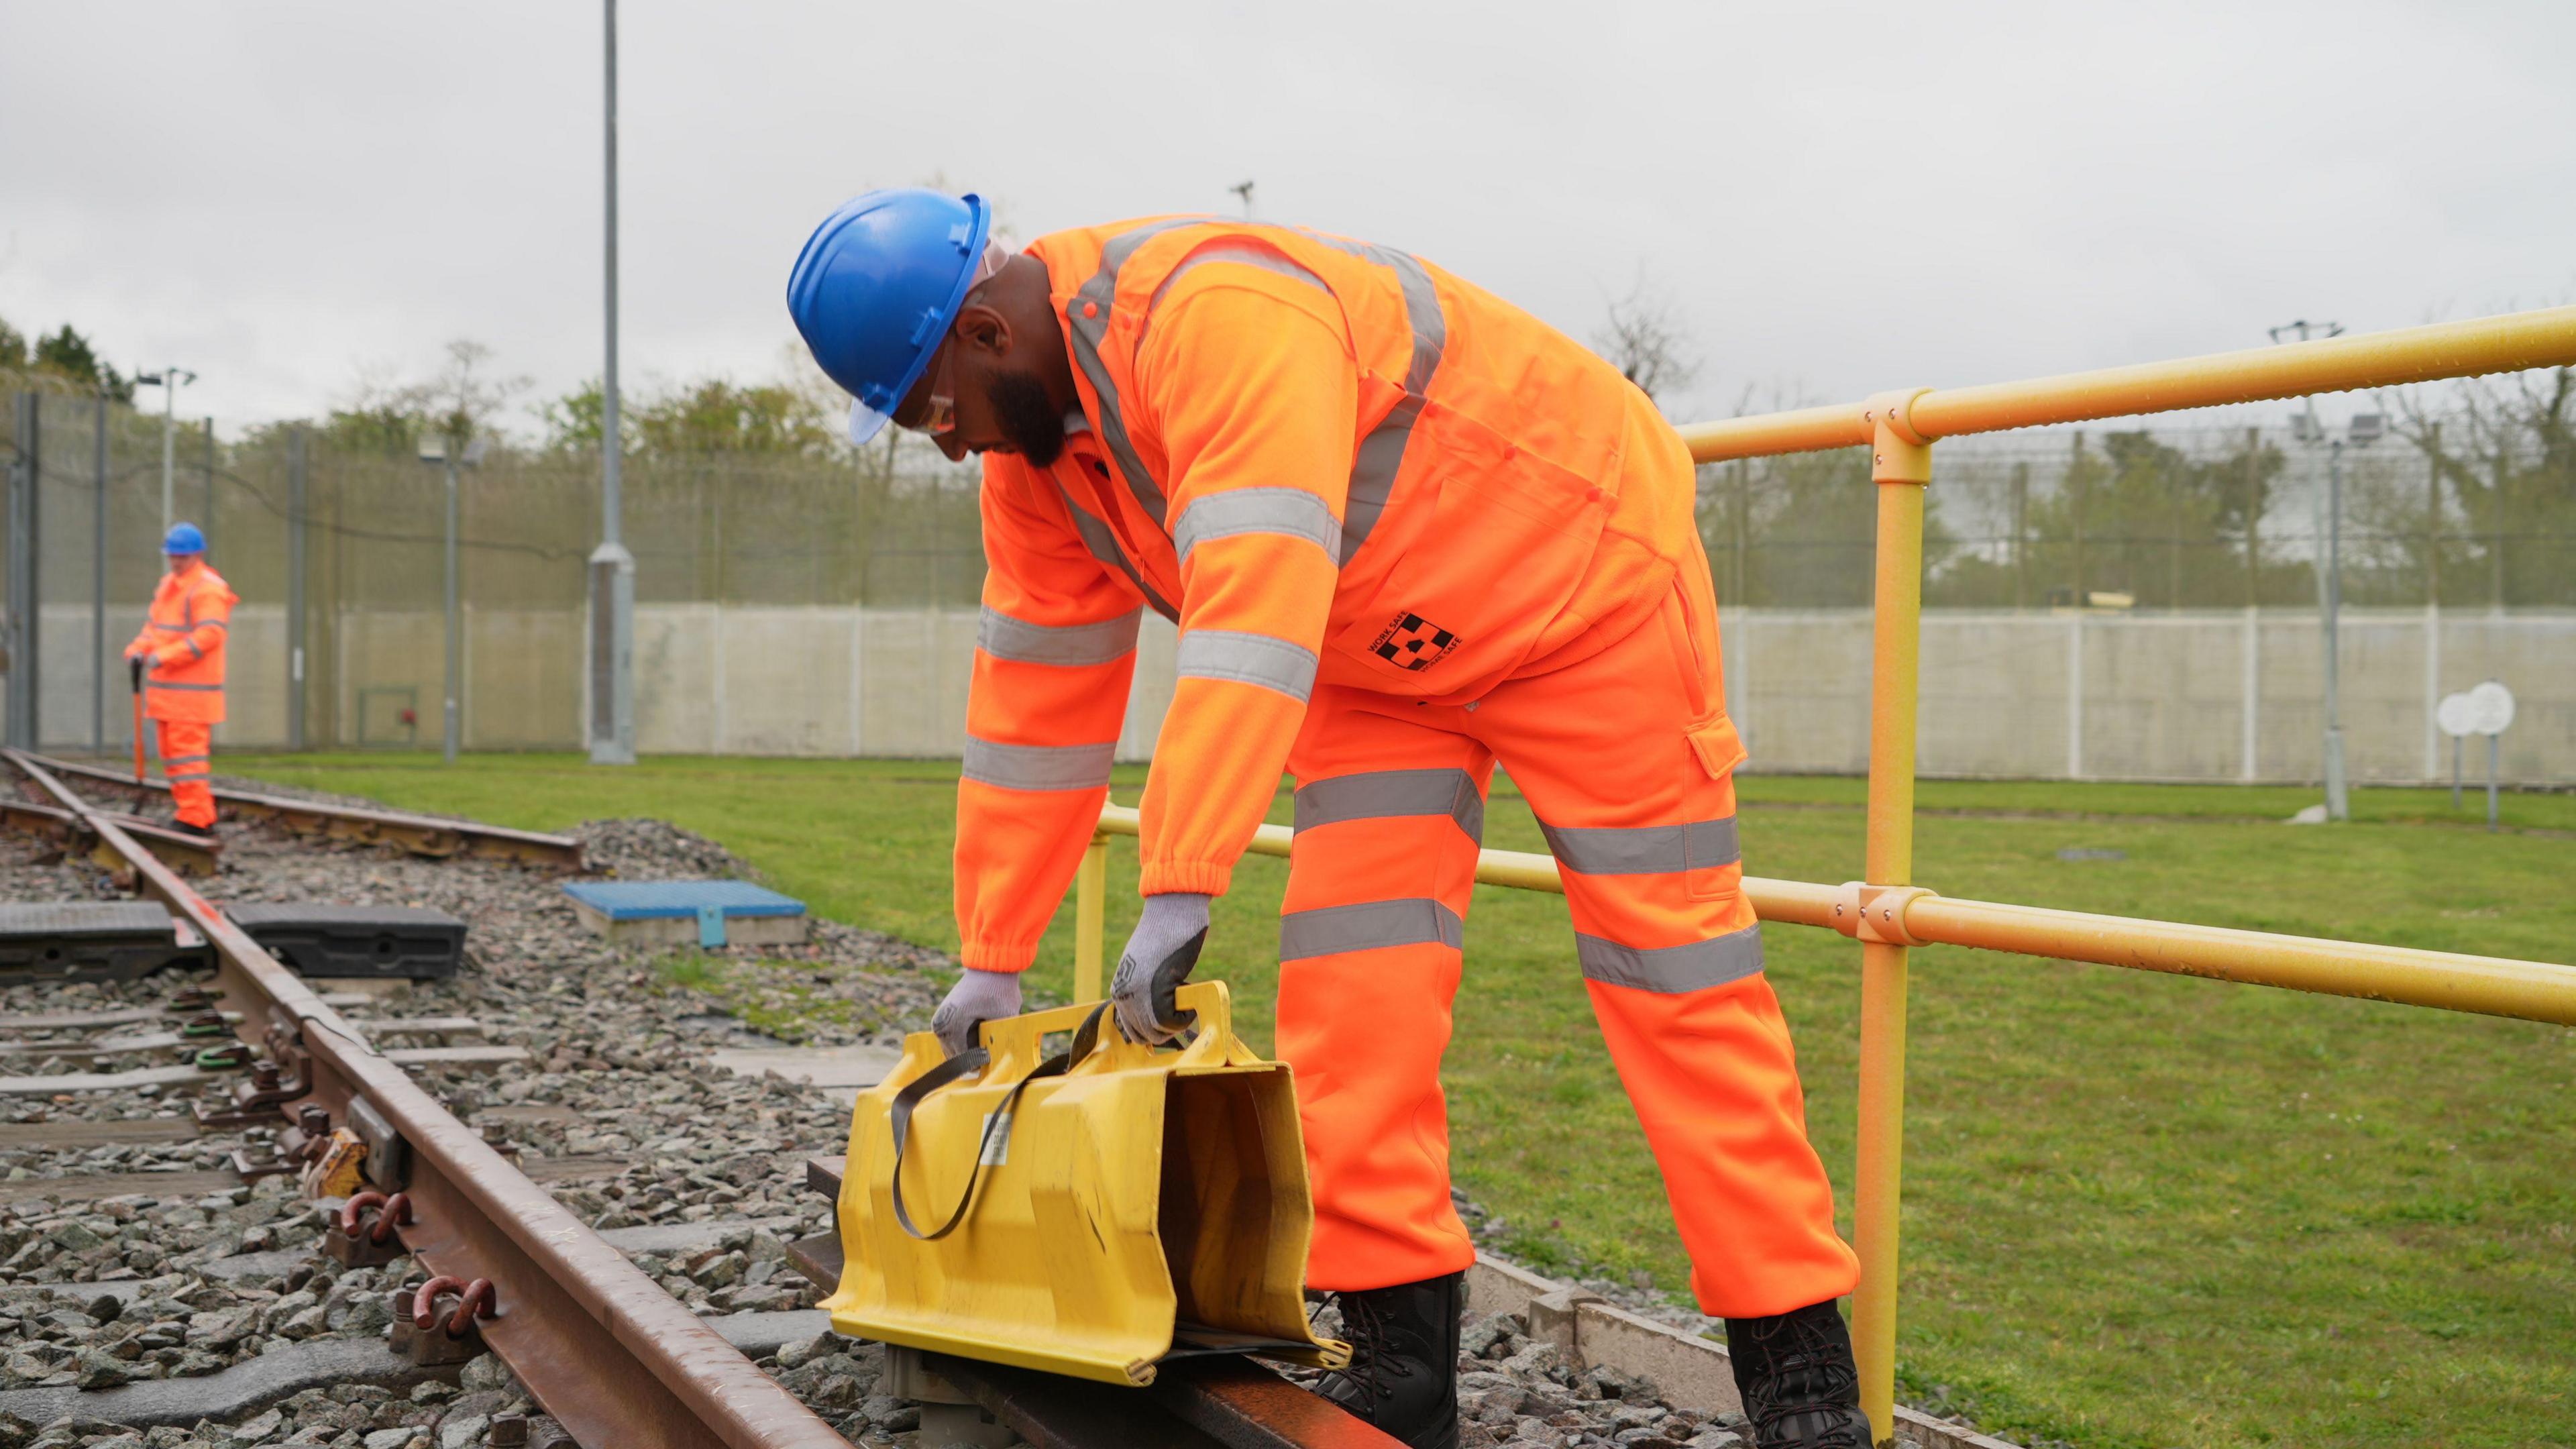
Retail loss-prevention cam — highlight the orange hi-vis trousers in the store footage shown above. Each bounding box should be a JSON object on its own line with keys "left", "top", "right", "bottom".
{"left": 154, "top": 720, "right": 215, "bottom": 828}
{"left": 1277, "top": 553, "right": 1860, "bottom": 1321}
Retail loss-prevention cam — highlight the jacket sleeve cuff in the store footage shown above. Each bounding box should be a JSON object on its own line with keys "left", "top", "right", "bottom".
{"left": 959, "top": 941, "right": 1038, "bottom": 973}
{"left": 1140, "top": 859, "right": 1234, "bottom": 897}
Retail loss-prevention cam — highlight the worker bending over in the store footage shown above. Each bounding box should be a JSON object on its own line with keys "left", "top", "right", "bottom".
{"left": 790, "top": 191, "right": 1867, "bottom": 1449}
{"left": 124, "top": 523, "right": 234, "bottom": 837}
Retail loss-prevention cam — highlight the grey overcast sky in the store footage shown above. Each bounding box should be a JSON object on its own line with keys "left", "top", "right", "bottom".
{"left": 3, "top": 1, "right": 2571, "bottom": 434}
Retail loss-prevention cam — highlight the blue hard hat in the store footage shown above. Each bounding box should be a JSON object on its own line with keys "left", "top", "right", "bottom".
{"left": 786, "top": 189, "right": 994, "bottom": 445}
{"left": 162, "top": 522, "right": 205, "bottom": 555}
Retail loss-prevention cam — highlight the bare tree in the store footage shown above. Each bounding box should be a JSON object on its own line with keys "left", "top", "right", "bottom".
{"left": 1592, "top": 270, "right": 1701, "bottom": 406}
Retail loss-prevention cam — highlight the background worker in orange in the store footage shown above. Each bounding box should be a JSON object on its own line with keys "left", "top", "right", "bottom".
{"left": 123, "top": 522, "right": 233, "bottom": 837}
{"left": 790, "top": 191, "right": 1869, "bottom": 1449}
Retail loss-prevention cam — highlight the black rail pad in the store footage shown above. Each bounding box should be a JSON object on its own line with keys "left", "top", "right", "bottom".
{"left": 224, "top": 903, "right": 467, "bottom": 980}
{"left": 0, "top": 902, "right": 203, "bottom": 983}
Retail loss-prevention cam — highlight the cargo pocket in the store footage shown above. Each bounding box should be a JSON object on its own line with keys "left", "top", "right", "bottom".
{"left": 1686, "top": 714, "right": 1746, "bottom": 782}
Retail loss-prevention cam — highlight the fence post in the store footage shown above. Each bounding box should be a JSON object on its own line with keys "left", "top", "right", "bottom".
{"left": 5, "top": 393, "right": 40, "bottom": 751}
{"left": 93, "top": 394, "right": 108, "bottom": 754}
{"left": 2065, "top": 613, "right": 2084, "bottom": 780}
{"left": 287, "top": 425, "right": 308, "bottom": 751}
{"left": 1854, "top": 392, "right": 1931, "bottom": 1448}
{"left": 2241, "top": 608, "right": 2259, "bottom": 783}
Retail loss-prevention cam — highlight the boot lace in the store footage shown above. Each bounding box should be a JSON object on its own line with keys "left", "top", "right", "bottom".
{"left": 1324, "top": 1291, "right": 1419, "bottom": 1406}
{"left": 1738, "top": 1312, "right": 1865, "bottom": 1449}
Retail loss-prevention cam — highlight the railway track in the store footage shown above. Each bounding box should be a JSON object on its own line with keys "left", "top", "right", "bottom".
{"left": 0, "top": 751, "right": 1420, "bottom": 1449}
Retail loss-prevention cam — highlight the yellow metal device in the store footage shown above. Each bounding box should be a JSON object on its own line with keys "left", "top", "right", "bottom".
{"left": 825, "top": 980, "right": 1347, "bottom": 1387}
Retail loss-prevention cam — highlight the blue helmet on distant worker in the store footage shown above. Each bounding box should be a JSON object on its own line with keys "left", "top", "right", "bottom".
{"left": 786, "top": 189, "right": 994, "bottom": 445}
{"left": 162, "top": 523, "right": 205, "bottom": 557}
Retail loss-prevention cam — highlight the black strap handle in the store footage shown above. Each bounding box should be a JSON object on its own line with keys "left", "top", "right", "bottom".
{"left": 890, "top": 1002, "right": 1110, "bottom": 1240}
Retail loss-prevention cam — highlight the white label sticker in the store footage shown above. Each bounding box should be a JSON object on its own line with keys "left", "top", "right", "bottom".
{"left": 978, "top": 1111, "right": 1013, "bottom": 1166}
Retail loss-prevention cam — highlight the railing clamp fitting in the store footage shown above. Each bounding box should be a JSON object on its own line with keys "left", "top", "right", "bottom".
{"left": 1862, "top": 389, "right": 1933, "bottom": 485}
{"left": 1833, "top": 881, "right": 1933, "bottom": 946}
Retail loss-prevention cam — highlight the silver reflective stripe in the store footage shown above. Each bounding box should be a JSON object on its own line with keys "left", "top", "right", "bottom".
{"left": 1575, "top": 926, "right": 1766, "bottom": 994}
{"left": 977, "top": 606, "right": 1141, "bottom": 667}
{"left": 960, "top": 738, "right": 1116, "bottom": 792}
{"left": 1148, "top": 244, "right": 1329, "bottom": 313}
{"left": 1173, "top": 488, "right": 1342, "bottom": 568}
{"left": 1293, "top": 769, "right": 1483, "bottom": 844}
{"left": 1279, "top": 898, "right": 1464, "bottom": 961}
{"left": 1540, "top": 816, "right": 1740, "bottom": 875}
{"left": 148, "top": 680, "right": 221, "bottom": 692}
{"left": 1298, "top": 233, "right": 1446, "bottom": 564}
{"left": 160, "top": 754, "right": 210, "bottom": 765}
{"left": 1056, "top": 485, "right": 1177, "bottom": 621}
{"left": 1065, "top": 218, "right": 1205, "bottom": 527}
{"left": 1175, "top": 629, "right": 1317, "bottom": 702}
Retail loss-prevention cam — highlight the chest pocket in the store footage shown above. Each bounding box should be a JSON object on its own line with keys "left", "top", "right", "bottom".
{"left": 1328, "top": 406, "right": 1611, "bottom": 690}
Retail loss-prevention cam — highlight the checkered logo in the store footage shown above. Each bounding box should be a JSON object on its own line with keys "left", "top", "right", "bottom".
{"left": 1370, "top": 612, "right": 1460, "bottom": 672}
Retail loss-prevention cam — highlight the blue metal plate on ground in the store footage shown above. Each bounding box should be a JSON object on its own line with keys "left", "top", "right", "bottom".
{"left": 561, "top": 880, "right": 806, "bottom": 922}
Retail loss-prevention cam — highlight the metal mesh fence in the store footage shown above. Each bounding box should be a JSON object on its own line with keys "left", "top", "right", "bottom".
{"left": 5, "top": 374, "right": 2570, "bottom": 765}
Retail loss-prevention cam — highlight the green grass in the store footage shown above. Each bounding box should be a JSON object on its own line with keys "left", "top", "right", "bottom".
{"left": 219, "top": 751, "right": 2575, "bottom": 1448}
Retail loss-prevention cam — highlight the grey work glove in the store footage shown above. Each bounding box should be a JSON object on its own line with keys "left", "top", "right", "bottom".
{"left": 1111, "top": 892, "right": 1212, "bottom": 1046}
{"left": 930, "top": 968, "right": 1022, "bottom": 1058}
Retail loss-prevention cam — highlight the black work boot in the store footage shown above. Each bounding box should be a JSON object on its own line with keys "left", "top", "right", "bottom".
{"left": 174, "top": 820, "right": 216, "bottom": 839}
{"left": 1314, "top": 1271, "right": 1462, "bottom": 1449}
{"left": 1723, "top": 1298, "right": 1872, "bottom": 1448}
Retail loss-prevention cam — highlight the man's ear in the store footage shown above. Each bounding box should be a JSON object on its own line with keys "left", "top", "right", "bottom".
{"left": 955, "top": 303, "right": 1013, "bottom": 358}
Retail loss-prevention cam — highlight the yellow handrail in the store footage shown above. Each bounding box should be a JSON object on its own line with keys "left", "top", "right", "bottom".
{"left": 1079, "top": 802, "right": 2576, "bottom": 1026}
{"left": 1675, "top": 305, "right": 2576, "bottom": 463}
{"left": 1068, "top": 305, "right": 2576, "bottom": 1447}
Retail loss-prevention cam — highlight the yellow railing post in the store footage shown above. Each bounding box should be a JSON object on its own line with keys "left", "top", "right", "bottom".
{"left": 1854, "top": 392, "right": 1931, "bottom": 1446}
{"left": 1073, "top": 831, "right": 1110, "bottom": 1003}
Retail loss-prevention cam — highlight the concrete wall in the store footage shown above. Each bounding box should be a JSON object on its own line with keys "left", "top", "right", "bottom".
{"left": 13, "top": 604, "right": 2569, "bottom": 784}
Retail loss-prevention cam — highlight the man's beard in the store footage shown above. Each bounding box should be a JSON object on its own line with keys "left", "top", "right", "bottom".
{"left": 992, "top": 371, "right": 1066, "bottom": 467}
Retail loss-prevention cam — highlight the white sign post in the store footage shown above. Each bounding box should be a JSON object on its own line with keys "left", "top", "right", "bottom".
{"left": 2435, "top": 680, "right": 2516, "bottom": 830}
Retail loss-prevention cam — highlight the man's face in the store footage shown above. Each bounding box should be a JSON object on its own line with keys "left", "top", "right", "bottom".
{"left": 167, "top": 553, "right": 202, "bottom": 574}
{"left": 892, "top": 292, "right": 1066, "bottom": 467}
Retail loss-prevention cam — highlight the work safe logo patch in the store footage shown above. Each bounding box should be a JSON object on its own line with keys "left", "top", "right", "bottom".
{"left": 1371, "top": 612, "right": 1460, "bottom": 672}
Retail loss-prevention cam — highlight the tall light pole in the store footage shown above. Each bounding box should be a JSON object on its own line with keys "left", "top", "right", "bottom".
{"left": 2270, "top": 321, "right": 2351, "bottom": 820}
{"left": 588, "top": 0, "right": 635, "bottom": 765}
{"left": 133, "top": 368, "right": 196, "bottom": 535}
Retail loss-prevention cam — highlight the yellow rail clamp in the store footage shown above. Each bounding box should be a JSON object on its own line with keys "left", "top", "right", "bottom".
{"left": 824, "top": 980, "right": 1348, "bottom": 1387}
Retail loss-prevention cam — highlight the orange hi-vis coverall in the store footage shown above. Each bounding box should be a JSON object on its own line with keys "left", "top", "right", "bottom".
{"left": 125, "top": 560, "right": 235, "bottom": 828}
{"left": 957, "top": 218, "right": 1859, "bottom": 1319}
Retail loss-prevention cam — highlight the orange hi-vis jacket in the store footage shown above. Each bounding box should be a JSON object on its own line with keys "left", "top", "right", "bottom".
{"left": 957, "top": 219, "right": 1703, "bottom": 971}
{"left": 127, "top": 561, "right": 236, "bottom": 724}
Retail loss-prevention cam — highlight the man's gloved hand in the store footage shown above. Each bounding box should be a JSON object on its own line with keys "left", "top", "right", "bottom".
{"left": 128, "top": 654, "right": 146, "bottom": 690}
{"left": 1112, "top": 892, "right": 1212, "bottom": 1046}
{"left": 930, "top": 968, "right": 1022, "bottom": 1057}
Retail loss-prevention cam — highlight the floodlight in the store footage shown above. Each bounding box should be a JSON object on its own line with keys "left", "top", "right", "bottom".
{"left": 2347, "top": 413, "right": 2384, "bottom": 446}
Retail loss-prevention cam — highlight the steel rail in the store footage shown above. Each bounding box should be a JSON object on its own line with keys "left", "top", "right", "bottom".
{"left": 1086, "top": 802, "right": 2576, "bottom": 1028}
{"left": 1673, "top": 305, "right": 2576, "bottom": 462}
{"left": 23, "top": 752, "right": 583, "bottom": 870}
{"left": 2, "top": 749, "right": 850, "bottom": 1449}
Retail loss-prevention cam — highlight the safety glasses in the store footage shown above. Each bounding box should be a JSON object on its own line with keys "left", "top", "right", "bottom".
{"left": 900, "top": 337, "right": 960, "bottom": 438}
